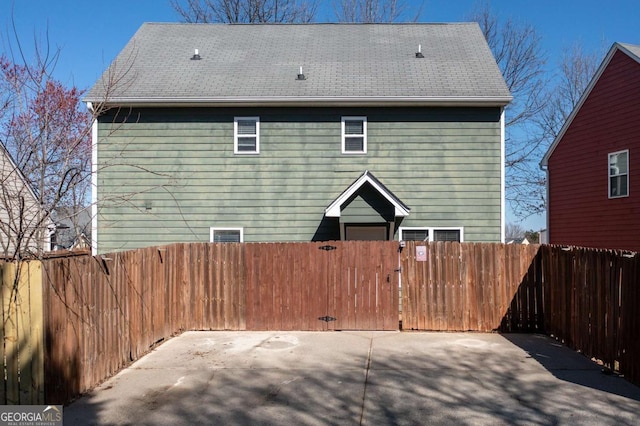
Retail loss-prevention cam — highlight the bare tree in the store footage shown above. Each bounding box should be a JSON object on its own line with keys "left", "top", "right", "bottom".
{"left": 524, "top": 229, "right": 539, "bottom": 243}
{"left": 466, "top": 2, "right": 548, "bottom": 219}
{"left": 0, "top": 36, "right": 92, "bottom": 258}
{"left": 509, "top": 43, "right": 602, "bottom": 217}
{"left": 536, "top": 43, "right": 602, "bottom": 143}
{"left": 468, "top": 3, "right": 603, "bottom": 219}
{"left": 471, "top": 5, "right": 547, "bottom": 129}
{"left": 517, "top": 43, "right": 602, "bottom": 214}
{"left": 334, "top": 0, "right": 422, "bottom": 23}
{"left": 0, "top": 20, "right": 135, "bottom": 259}
{"left": 505, "top": 222, "right": 526, "bottom": 241}
{"left": 170, "top": 0, "right": 318, "bottom": 23}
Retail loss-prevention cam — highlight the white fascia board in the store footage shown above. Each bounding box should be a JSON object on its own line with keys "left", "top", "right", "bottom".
{"left": 500, "top": 108, "right": 506, "bottom": 243}
{"left": 325, "top": 173, "right": 410, "bottom": 218}
{"left": 90, "top": 115, "right": 98, "bottom": 256}
{"left": 540, "top": 43, "right": 623, "bottom": 168}
{"left": 544, "top": 167, "right": 550, "bottom": 242}
{"left": 84, "top": 96, "right": 513, "bottom": 108}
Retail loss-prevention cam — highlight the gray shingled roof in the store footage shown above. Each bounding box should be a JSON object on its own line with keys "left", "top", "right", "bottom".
{"left": 85, "top": 23, "right": 511, "bottom": 106}
{"left": 619, "top": 43, "right": 640, "bottom": 60}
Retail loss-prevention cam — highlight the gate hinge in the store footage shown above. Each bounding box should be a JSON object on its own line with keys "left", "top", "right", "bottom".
{"left": 318, "top": 316, "right": 337, "bottom": 322}
{"left": 394, "top": 267, "right": 402, "bottom": 272}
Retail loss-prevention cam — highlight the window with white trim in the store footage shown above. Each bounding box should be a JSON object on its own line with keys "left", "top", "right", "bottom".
{"left": 210, "top": 227, "right": 244, "bottom": 243}
{"left": 609, "top": 150, "right": 628, "bottom": 198}
{"left": 433, "top": 229, "right": 462, "bottom": 242}
{"left": 342, "top": 116, "right": 367, "bottom": 154}
{"left": 399, "top": 227, "right": 464, "bottom": 242}
{"left": 400, "top": 228, "right": 429, "bottom": 241}
{"left": 234, "top": 117, "right": 259, "bottom": 154}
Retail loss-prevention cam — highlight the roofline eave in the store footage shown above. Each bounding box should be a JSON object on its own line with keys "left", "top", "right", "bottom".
{"left": 84, "top": 95, "right": 513, "bottom": 108}
{"left": 541, "top": 42, "right": 639, "bottom": 167}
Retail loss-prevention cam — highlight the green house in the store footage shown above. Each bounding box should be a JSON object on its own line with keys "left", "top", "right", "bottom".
{"left": 85, "top": 23, "right": 511, "bottom": 254}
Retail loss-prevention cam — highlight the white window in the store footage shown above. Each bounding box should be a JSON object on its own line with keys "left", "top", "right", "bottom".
{"left": 210, "top": 227, "right": 244, "bottom": 243}
{"left": 399, "top": 227, "right": 464, "bottom": 242}
{"left": 433, "top": 229, "right": 462, "bottom": 242}
{"left": 399, "top": 228, "right": 429, "bottom": 241}
{"left": 609, "top": 150, "right": 629, "bottom": 198}
{"left": 342, "top": 116, "right": 367, "bottom": 154}
{"left": 234, "top": 117, "right": 259, "bottom": 154}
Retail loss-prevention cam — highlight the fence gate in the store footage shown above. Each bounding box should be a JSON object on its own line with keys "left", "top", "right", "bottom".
{"left": 244, "top": 241, "right": 399, "bottom": 331}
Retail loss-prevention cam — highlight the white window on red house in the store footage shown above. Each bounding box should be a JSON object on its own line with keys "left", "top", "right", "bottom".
{"left": 609, "top": 150, "right": 629, "bottom": 198}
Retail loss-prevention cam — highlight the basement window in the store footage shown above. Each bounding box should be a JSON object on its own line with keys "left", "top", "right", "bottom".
{"left": 234, "top": 117, "right": 260, "bottom": 154}
{"left": 399, "top": 227, "right": 464, "bottom": 242}
{"left": 210, "top": 227, "right": 244, "bottom": 243}
{"left": 342, "top": 117, "right": 367, "bottom": 154}
{"left": 609, "top": 150, "right": 629, "bottom": 198}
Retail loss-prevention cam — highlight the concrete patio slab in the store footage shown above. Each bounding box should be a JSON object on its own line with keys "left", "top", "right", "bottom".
{"left": 64, "top": 331, "right": 640, "bottom": 425}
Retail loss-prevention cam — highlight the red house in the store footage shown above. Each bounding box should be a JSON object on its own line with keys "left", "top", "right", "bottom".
{"left": 541, "top": 43, "right": 640, "bottom": 252}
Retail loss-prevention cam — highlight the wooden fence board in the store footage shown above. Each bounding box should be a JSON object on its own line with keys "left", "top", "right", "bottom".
{"left": 4, "top": 264, "right": 20, "bottom": 404}
{"left": 0, "top": 262, "right": 44, "bottom": 404}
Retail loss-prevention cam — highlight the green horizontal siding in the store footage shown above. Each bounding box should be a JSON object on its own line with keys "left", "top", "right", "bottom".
{"left": 96, "top": 106, "right": 502, "bottom": 252}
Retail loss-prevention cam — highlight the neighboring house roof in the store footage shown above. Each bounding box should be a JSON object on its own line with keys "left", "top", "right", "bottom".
{"left": 325, "top": 170, "right": 410, "bottom": 218}
{"left": 506, "top": 237, "right": 530, "bottom": 245}
{"left": 70, "top": 232, "right": 91, "bottom": 250}
{"left": 85, "top": 23, "right": 511, "bottom": 107}
{"left": 540, "top": 42, "right": 640, "bottom": 167}
{"left": 0, "top": 141, "right": 52, "bottom": 255}
{"left": 0, "top": 142, "right": 40, "bottom": 205}
{"left": 51, "top": 207, "right": 92, "bottom": 250}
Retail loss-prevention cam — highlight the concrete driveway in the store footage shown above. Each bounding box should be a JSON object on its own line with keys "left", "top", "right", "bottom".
{"left": 64, "top": 331, "right": 640, "bottom": 425}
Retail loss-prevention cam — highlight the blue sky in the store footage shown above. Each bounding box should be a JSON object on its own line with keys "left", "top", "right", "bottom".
{"left": 1, "top": 0, "right": 638, "bottom": 229}
{"left": 3, "top": 1, "right": 638, "bottom": 92}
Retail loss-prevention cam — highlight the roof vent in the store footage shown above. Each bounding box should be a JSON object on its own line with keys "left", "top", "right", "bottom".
{"left": 415, "top": 44, "right": 424, "bottom": 58}
{"left": 191, "top": 49, "right": 201, "bottom": 60}
{"left": 297, "top": 66, "right": 306, "bottom": 80}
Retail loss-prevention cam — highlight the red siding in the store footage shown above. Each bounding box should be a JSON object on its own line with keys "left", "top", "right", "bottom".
{"left": 548, "top": 50, "right": 640, "bottom": 252}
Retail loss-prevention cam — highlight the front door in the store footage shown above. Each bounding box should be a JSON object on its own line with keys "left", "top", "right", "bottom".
{"left": 345, "top": 225, "right": 388, "bottom": 241}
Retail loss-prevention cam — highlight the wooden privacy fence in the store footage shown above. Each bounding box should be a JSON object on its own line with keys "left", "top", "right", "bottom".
{"left": 41, "top": 241, "right": 397, "bottom": 403}
{"left": 2, "top": 241, "right": 640, "bottom": 404}
{"left": 401, "top": 241, "right": 640, "bottom": 386}
{"left": 41, "top": 243, "right": 245, "bottom": 404}
{"left": 401, "top": 242, "right": 542, "bottom": 332}
{"left": 539, "top": 245, "right": 640, "bottom": 385}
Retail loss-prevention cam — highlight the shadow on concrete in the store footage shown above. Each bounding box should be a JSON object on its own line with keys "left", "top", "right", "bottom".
{"left": 63, "top": 332, "right": 640, "bottom": 425}
{"left": 502, "top": 333, "right": 640, "bottom": 402}
{"left": 364, "top": 333, "right": 640, "bottom": 425}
